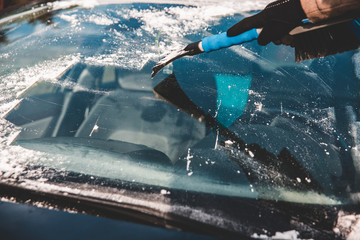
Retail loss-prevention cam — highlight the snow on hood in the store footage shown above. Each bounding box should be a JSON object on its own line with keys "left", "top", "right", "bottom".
{"left": 50, "top": 0, "right": 272, "bottom": 10}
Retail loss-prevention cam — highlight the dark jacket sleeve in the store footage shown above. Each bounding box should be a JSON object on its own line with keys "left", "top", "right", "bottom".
{"left": 300, "top": 0, "right": 360, "bottom": 22}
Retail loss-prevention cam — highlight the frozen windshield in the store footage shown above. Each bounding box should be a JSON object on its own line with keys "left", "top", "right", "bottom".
{"left": 1, "top": 1, "right": 359, "bottom": 232}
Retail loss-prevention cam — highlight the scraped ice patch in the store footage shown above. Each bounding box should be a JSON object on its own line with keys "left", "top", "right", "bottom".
{"left": 84, "top": 51, "right": 156, "bottom": 70}
{"left": 353, "top": 50, "right": 360, "bottom": 80}
{"left": 160, "top": 189, "right": 170, "bottom": 195}
{"left": 334, "top": 210, "right": 360, "bottom": 240}
{"left": 0, "top": 53, "right": 10, "bottom": 60}
{"left": 60, "top": 11, "right": 116, "bottom": 27}
{"left": 88, "top": 14, "right": 115, "bottom": 25}
{"left": 278, "top": 190, "right": 340, "bottom": 205}
{"left": 0, "top": 55, "right": 80, "bottom": 104}
{"left": 50, "top": 0, "right": 271, "bottom": 9}
{"left": 350, "top": 122, "right": 360, "bottom": 180}
{"left": 252, "top": 230, "right": 300, "bottom": 240}
{"left": 59, "top": 14, "right": 79, "bottom": 27}
{"left": 231, "top": 46, "right": 259, "bottom": 62}
{"left": 59, "top": 14, "right": 77, "bottom": 23}
{"left": 49, "top": 0, "right": 99, "bottom": 11}
{"left": 311, "top": 107, "right": 336, "bottom": 136}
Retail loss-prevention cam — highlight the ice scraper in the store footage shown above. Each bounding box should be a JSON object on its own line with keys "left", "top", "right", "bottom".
{"left": 151, "top": 17, "right": 360, "bottom": 78}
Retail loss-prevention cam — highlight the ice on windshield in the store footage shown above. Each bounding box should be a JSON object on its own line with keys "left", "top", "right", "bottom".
{"left": 0, "top": 1, "right": 359, "bottom": 209}
{"left": 1, "top": 0, "right": 272, "bottom": 73}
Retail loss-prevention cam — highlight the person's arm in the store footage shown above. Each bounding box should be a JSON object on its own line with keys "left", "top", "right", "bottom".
{"left": 227, "top": 0, "right": 360, "bottom": 46}
{"left": 227, "top": 0, "right": 307, "bottom": 46}
{"left": 301, "top": 0, "right": 360, "bottom": 22}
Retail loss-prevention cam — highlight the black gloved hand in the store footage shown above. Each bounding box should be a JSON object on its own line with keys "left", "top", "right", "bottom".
{"left": 227, "top": 0, "right": 306, "bottom": 46}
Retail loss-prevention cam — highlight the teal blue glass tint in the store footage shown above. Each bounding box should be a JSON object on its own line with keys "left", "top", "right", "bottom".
{"left": 214, "top": 74, "right": 252, "bottom": 127}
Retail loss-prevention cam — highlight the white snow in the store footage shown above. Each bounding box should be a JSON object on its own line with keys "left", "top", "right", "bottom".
{"left": 252, "top": 230, "right": 301, "bottom": 240}
{"left": 49, "top": 0, "right": 100, "bottom": 11}
{"left": 334, "top": 211, "right": 360, "bottom": 240}
{"left": 49, "top": 0, "right": 271, "bottom": 9}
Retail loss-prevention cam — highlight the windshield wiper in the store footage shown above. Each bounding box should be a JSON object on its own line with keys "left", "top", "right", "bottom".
{"left": 154, "top": 74, "right": 322, "bottom": 192}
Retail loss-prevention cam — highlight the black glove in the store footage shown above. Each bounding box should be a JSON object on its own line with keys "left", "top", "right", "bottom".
{"left": 227, "top": 0, "right": 306, "bottom": 46}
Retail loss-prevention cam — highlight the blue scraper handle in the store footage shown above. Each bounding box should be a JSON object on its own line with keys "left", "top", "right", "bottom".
{"left": 201, "top": 28, "right": 259, "bottom": 53}
{"left": 151, "top": 28, "right": 260, "bottom": 77}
